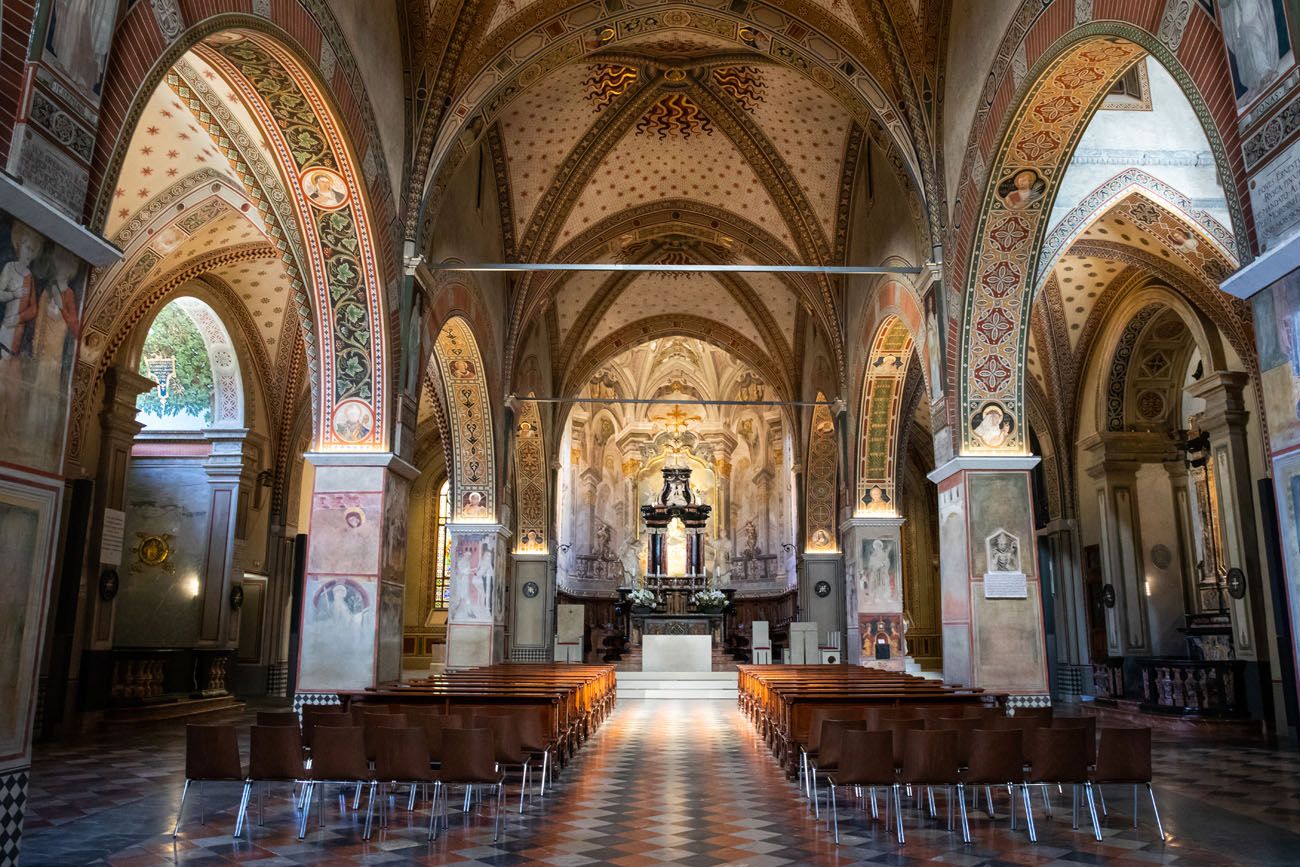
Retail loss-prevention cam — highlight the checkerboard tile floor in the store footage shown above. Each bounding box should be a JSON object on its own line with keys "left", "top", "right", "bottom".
{"left": 19, "top": 700, "right": 1300, "bottom": 865}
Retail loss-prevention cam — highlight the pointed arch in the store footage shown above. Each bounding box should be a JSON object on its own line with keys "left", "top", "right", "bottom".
{"left": 806, "top": 393, "right": 839, "bottom": 552}
{"left": 432, "top": 317, "right": 497, "bottom": 522}
{"left": 856, "top": 317, "right": 914, "bottom": 517}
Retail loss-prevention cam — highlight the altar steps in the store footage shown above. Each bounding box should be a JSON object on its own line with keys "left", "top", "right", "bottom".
{"left": 616, "top": 671, "right": 739, "bottom": 700}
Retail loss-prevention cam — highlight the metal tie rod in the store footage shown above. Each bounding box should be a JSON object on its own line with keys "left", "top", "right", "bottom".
{"left": 510, "top": 396, "right": 840, "bottom": 408}
{"left": 423, "top": 261, "right": 922, "bottom": 275}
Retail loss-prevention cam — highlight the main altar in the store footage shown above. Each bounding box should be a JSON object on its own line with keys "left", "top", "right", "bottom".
{"left": 618, "top": 460, "right": 736, "bottom": 670}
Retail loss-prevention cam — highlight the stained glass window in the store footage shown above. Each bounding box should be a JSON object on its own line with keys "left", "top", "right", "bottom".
{"left": 433, "top": 478, "right": 451, "bottom": 610}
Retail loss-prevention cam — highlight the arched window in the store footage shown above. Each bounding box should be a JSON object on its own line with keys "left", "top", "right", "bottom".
{"left": 433, "top": 479, "right": 451, "bottom": 610}
{"left": 135, "top": 296, "right": 242, "bottom": 431}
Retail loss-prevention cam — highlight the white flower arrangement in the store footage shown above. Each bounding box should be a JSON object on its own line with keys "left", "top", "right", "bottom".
{"left": 628, "top": 587, "right": 657, "bottom": 608}
{"left": 692, "top": 588, "right": 727, "bottom": 608}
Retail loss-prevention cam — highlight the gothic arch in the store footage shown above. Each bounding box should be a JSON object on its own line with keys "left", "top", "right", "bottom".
{"left": 90, "top": 20, "right": 394, "bottom": 453}
{"left": 956, "top": 23, "right": 1246, "bottom": 456}
{"left": 805, "top": 392, "right": 838, "bottom": 552}
{"left": 431, "top": 316, "right": 497, "bottom": 523}
{"left": 856, "top": 317, "right": 914, "bottom": 517}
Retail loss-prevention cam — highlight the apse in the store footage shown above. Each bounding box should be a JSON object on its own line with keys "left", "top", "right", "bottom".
{"left": 555, "top": 337, "right": 797, "bottom": 598}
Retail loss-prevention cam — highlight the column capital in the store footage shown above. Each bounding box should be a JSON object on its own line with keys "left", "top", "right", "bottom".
{"left": 304, "top": 451, "right": 419, "bottom": 479}
{"left": 927, "top": 454, "right": 1039, "bottom": 484}
{"left": 1187, "top": 371, "right": 1252, "bottom": 432}
{"left": 841, "top": 515, "right": 906, "bottom": 531}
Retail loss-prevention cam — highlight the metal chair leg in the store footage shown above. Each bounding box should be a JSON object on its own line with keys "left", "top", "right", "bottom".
{"left": 957, "top": 783, "right": 971, "bottom": 844}
{"left": 172, "top": 779, "right": 191, "bottom": 837}
{"left": 811, "top": 767, "right": 820, "bottom": 817}
{"left": 1020, "top": 783, "right": 1037, "bottom": 843}
{"left": 1008, "top": 783, "right": 1017, "bottom": 831}
{"left": 830, "top": 783, "right": 839, "bottom": 845}
{"left": 1085, "top": 781, "right": 1102, "bottom": 841}
{"left": 985, "top": 784, "right": 996, "bottom": 818}
{"left": 296, "top": 782, "right": 313, "bottom": 839}
{"left": 233, "top": 780, "right": 252, "bottom": 839}
{"left": 428, "top": 781, "right": 442, "bottom": 840}
{"left": 493, "top": 780, "right": 505, "bottom": 842}
{"left": 1147, "top": 783, "right": 1166, "bottom": 841}
{"left": 364, "top": 781, "right": 378, "bottom": 839}
{"left": 893, "top": 783, "right": 905, "bottom": 843}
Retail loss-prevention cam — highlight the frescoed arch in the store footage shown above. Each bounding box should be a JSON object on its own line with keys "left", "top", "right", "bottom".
{"left": 805, "top": 392, "right": 838, "bottom": 552}
{"left": 432, "top": 317, "right": 497, "bottom": 522}
{"left": 856, "top": 318, "right": 914, "bottom": 517}
{"left": 957, "top": 24, "right": 1245, "bottom": 456}
{"left": 196, "top": 33, "right": 389, "bottom": 452}
{"left": 513, "top": 396, "right": 548, "bottom": 552}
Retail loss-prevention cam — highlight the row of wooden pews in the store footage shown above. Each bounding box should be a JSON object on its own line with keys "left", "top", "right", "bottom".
{"left": 338, "top": 664, "right": 617, "bottom": 769}
{"left": 737, "top": 665, "right": 1000, "bottom": 776}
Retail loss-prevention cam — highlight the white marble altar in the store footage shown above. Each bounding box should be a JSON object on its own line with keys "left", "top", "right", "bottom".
{"left": 642, "top": 635, "right": 712, "bottom": 672}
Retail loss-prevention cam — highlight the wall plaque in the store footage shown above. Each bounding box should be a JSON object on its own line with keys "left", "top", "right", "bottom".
{"left": 1250, "top": 137, "right": 1300, "bottom": 250}
{"left": 983, "top": 571, "right": 1028, "bottom": 599}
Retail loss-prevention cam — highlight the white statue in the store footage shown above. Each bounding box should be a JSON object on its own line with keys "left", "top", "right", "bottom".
{"left": 619, "top": 536, "right": 642, "bottom": 583}
{"left": 710, "top": 534, "right": 732, "bottom": 584}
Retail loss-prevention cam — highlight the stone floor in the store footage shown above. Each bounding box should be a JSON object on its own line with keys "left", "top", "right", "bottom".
{"left": 19, "top": 699, "right": 1300, "bottom": 865}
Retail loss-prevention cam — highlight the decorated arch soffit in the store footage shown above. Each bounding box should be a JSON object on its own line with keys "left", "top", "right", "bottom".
{"left": 805, "top": 393, "right": 838, "bottom": 552}
{"left": 413, "top": 2, "right": 929, "bottom": 246}
{"left": 195, "top": 31, "right": 389, "bottom": 452}
{"left": 513, "top": 396, "right": 548, "bottom": 552}
{"left": 856, "top": 317, "right": 912, "bottom": 517}
{"left": 434, "top": 317, "right": 497, "bottom": 522}
{"left": 960, "top": 36, "right": 1149, "bottom": 455}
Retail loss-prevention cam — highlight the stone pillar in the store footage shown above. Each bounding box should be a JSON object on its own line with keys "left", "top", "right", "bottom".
{"left": 509, "top": 550, "right": 552, "bottom": 657}
{"left": 82, "top": 369, "right": 155, "bottom": 650}
{"left": 1038, "top": 518, "right": 1088, "bottom": 697}
{"left": 445, "top": 523, "right": 512, "bottom": 668}
{"left": 800, "top": 551, "right": 843, "bottom": 651}
{"left": 295, "top": 454, "right": 417, "bottom": 697}
{"left": 1188, "top": 372, "right": 1268, "bottom": 661}
{"left": 1082, "top": 432, "right": 1174, "bottom": 656}
{"left": 929, "top": 457, "right": 1050, "bottom": 701}
{"left": 842, "top": 516, "right": 906, "bottom": 669}
{"left": 198, "top": 429, "right": 250, "bottom": 648}
{"left": 753, "top": 467, "right": 774, "bottom": 553}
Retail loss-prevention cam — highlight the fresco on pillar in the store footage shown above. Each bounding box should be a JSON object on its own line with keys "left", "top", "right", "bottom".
{"left": 448, "top": 532, "right": 497, "bottom": 624}
{"left": 1251, "top": 273, "right": 1300, "bottom": 453}
{"left": 306, "top": 492, "right": 383, "bottom": 574}
{"left": 0, "top": 214, "right": 88, "bottom": 474}
{"left": 300, "top": 574, "right": 377, "bottom": 690}
{"left": 966, "top": 472, "right": 1046, "bottom": 692}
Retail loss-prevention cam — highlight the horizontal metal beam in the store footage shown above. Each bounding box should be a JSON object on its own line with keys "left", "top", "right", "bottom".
{"left": 510, "top": 395, "right": 840, "bottom": 408}
{"left": 424, "top": 261, "right": 922, "bottom": 275}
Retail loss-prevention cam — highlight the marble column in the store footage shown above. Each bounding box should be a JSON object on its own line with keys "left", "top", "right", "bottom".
{"left": 929, "top": 457, "right": 1050, "bottom": 700}
{"left": 295, "top": 453, "right": 417, "bottom": 696}
{"left": 842, "top": 516, "right": 906, "bottom": 669}
{"left": 1188, "top": 372, "right": 1268, "bottom": 662}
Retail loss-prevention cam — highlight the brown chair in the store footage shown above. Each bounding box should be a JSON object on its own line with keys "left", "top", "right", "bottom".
{"left": 1091, "top": 727, "right": 1165, "bottom": 840}
{"left": 256, "top": 711, "right": 300, "bottom": 727}
{"left": 173, "top": 725, "right": 244, "bottom": 837}
{"left": 302, "top": 707, "right": 347, "bottom": 751}
{"left": 878, "top": 717, "right": 926, "bottom": 769}
{"left": 808, "top": 719, "right": 868, "bottom": 818}
{"left": 926, "top": 717, "right": 980, "bottom": 769}
{"left": 236, "top": 725, "right": 306, "bottom": 838}
{"left": 962, "top": 728, "right": 1026, "bottom": 833}
{"left": 363, "top": 713, "right": 409, "bottom": 763}
{"left": 300, "top": 725, "right": 373, "bottom": 839}
{"left": 896, "top": 729, "right": 968, "bottom": 844}
{"left": 798, "top": 708, "right": 840, "bottom": 801}
{"left": 1015, "top": 705, "right": 1053, "bottom": 722}
{"left": 512, "top": 710, "right": 557, "bottom": 798}
{"left": 473, "top": 714, "right": 534, "bottom": 812}
{"left": 436, "top": 729, "right": 507, "bottom": 841}
{"left": 1051, "top": 715, "right": 1098, "bottom": 766}
{"left": 350, "top": 704, "right": 393, "bottom": 723}
{"left": 823, "top": 729, "right": 896, "bottom": 844}
{"left": 1023, "top": 727, "right": 1099, "bottom": 842}
{"left": 366, "top": 727, "right": 439, "bottom": 840}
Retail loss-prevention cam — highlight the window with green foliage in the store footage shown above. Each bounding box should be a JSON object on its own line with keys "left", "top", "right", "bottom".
{"left": 136, "top": 301, "right": 215, "bottom": 430}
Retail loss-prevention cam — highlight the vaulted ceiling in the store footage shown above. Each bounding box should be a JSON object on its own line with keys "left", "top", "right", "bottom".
{"left": 406, "top": 0, "right": 941, "bottom": 393}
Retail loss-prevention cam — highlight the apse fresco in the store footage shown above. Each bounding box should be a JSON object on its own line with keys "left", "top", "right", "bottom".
{"left": 0, "top": 213, "right": 88, "bottom": 475}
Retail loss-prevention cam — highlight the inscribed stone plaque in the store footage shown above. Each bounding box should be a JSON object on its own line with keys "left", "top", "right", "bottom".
{"left": 1250, "top": 137, "right": 1300, "bottom": 250}
{"left": 984, "top": 571, "right": 1028, "bottom": 599}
